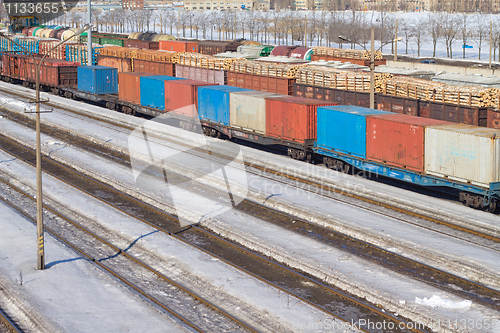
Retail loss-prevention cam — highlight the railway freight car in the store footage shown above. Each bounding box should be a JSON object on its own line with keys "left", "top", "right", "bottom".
{"left": 0, "top": 55, "right": 499, "bottom": 212}
{"left": 314, "top": 105, "right": 500, "bottom": 211}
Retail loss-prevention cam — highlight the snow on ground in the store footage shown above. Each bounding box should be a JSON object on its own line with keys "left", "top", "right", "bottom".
{"left": 0, "top": 101, "right": 499, "bottom": 332}
{"left": 0, "top": 84, "right": 499, "bottom": 289}
{"left": 0, "top": 202, "right": 194, "bottom": 333}
{"left": 0, "top": 153, "right": 358, "bottom": 333}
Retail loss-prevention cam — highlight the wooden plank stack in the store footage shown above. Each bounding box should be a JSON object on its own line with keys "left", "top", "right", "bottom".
{"left": 381, "top": 76, "right": 498, "bottom": 108}
{"left": 379, "top": 76, "right": 445, "bottom": 100}
{"left": 229, "top": 60, "right": 304, "bottom": 78}
{"left": 313, "top": 46, "right": 383, "bottom": 60}
{"left": 174, "top": 52, "right": 242, "bottom": 70}
{"left": 295, "top": 66, "right": 391, "bottom": 92}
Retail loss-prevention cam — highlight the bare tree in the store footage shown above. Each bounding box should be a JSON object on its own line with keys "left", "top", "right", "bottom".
{"left": 427, "top": 14, "right": 441, "bottom": 57}
{"left": 459, "top": 13, "right": 471, "bottom": 58}
{"left": 412, "top": 17, "right": 427, "bottom": 57}
{"left": 471, "top": 13, "right": 489, "bottom": 60}
{"left": 399, "top": 18, "right": 413, "bottom": 55}
{"left": 442, "top": 13, "right": 460, "bottom": 58}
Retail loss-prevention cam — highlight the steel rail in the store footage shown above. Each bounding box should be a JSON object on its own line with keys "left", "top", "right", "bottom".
{"left": 0, "top": 85, "right": 496, "bottom": 243}
{"left": 0, "top": 178, "right": 257, "bottom": 333}
{"left": 0, "top": 134, "right": 427, "bottom": 333}
{"left": 2, "top": 105, "right": 500, "bottom": 311}
{"left": 0, "top": 307, "right": 22, "bottom": 333}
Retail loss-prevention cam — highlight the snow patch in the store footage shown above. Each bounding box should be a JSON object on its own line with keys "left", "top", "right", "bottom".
{"left": 415, "top": 295, "right": 472, "bottom": 309}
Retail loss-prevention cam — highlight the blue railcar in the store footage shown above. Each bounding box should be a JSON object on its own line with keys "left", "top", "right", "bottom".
{"left": 197, "top": 85, "right": 251, "bottom": 126}
{"left": 77, "top": 65, "right": 118, "bottom": 95}
{"left": 140, "top": 75, "right": 185, "bottom": 110}
{"left": 316, "top": 105, "right": 393, "bottom": 159}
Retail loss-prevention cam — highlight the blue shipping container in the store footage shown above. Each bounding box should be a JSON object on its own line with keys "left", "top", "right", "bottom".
{"left": 316, "top": 105, "right": 393, "bottom": 158}
{"left": 140, "top": 75, "right": 185, "bottom": 110}
{"left": 198, "top": 86, "right": 251, "bottom": 126}
{"left": 78, "top": 65, "right": 118, "bottom": 95}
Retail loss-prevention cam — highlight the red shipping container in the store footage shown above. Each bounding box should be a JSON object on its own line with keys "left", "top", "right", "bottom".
{"left": 119, "top": 72, "right": 151, "bottom": 104}
{"left": 366, "top": 114, "right": 449, "bottom": 172}
{"left": 165, "top": 79, "right": 217, "bottom": 117}
{"left": 159, "top": 40, "right": 198, "bottom": 53}
{"left": 266, "top": 97, "right": 337, "bottom": 143}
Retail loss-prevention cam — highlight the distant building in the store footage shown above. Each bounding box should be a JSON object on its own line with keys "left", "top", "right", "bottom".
{"left": 184, "top": 0, "right": 270, "bottom": 10}
{"left": 122, "top": 0, "right": 145, "bottom": 9}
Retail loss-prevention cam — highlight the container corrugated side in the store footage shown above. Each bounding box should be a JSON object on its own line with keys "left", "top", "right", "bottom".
{"left": 316, "top": 105, "right": 394, "bottom": 158}
{"left": 425, "top": 124, "right": 500, "bottom": 186}
{"left": 366, "top": 114, "right": 449, "bottom": 172}
{"left": 198, "top": 86, "right": 251, "bottom": 125}
{"left": 140, "top": 75, "right": 185, "bottom": 110}
{"left": 118, "top": 72, "right": 151, "bottom": 104}
{"left": 77, "top": 65, "right": 118, "bottom": 94}
{"left": 266, "top": 97, "right": 337, "bottom": 143}
{"left": 230, "top": 91, "right": 282, "bottom": 134}
{"left": 165, "top": 79, "right": 217, "bottom": 118}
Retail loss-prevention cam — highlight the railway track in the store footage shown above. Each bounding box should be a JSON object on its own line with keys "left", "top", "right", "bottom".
{"left": 0, "top": 119, "right": 423, "bottom": 333}
{"left": 0, "top": 84, "right": 498, "bottom": 241}
{"left": 0, "top": 307, "right": 22, "bottom": 333}
{"left": 1, "top": 88, "right": 500, "bottom": 328}
{"left": 0, "top": 173, "right": 257, "bottom": 333}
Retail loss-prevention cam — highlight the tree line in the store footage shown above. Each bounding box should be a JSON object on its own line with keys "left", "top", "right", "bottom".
{"left": 52, "top": 10, "right": 500, "bottom": 61}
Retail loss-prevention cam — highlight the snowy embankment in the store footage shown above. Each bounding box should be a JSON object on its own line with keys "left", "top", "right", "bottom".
{"left": 0, "top": 151, "right": 351, "bottom": 333}
{"left": 0, "top": 82, "right": 499, "bottom": 288}
{"left": 0, "top": 89, "right": 499, "bottom": 332}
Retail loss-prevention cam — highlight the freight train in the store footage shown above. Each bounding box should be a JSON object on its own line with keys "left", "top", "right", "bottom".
{"left": 0, "top": 53, "right": 498, "bottom": 213}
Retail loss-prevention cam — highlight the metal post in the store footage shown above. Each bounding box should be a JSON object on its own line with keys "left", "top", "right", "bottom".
{"left": 394, "top": 18, "right": 398, "bottom": 62}
{"left": 87, "top": 0, "right": 92, "bottom": 66}
{"left": 370, "top": 27, "right": 375, "bottom": 109}
{"left": 35, "top": 61, "right": 44, "bottom": 270}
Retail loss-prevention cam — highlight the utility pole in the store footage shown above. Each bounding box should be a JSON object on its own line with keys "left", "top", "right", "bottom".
{"left": 87, "top": 0, "right": 92, "bottom": 66}
{"left": 370, "top": 28, "right": 375, "bottom": 109}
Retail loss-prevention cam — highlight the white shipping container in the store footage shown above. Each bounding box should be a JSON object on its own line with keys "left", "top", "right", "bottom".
{"left": 230, "top": 91, "right": 281, "bottom": 134}
{"left": 425, "top": 124, "right": 500, "bottom": 187}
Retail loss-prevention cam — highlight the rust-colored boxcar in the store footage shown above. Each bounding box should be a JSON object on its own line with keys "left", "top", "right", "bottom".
{"left": 197, "top": 40, "right": 241, "bottom": 55}
{"left": 124, "top": 40, "right": 159, "bottom": 50}
{"left": 366, "top": 114, "right": 449, "bottom": 172}
{"left": 159, "top": 41, "right": 198, "bottom": 53}
{"left": 165, "top": 79, "right": 217, "bottom": 117}
{"left": 118, "top": 72, "right": 151, "bottom": 104}
{"left": 487, "top": 109, "right": 500, "bottom": 129}
{"left": 266, "top": 97, "right": 337, "bottom": 143}
{"left": 97, "top": 55, "right": 132, "bottom": 72}
{"left": 133, "top": 59, "right": 174, "bottom": 76}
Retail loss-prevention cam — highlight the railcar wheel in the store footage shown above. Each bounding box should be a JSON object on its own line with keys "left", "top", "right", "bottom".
{"left": 484, "top": 200, "right": 497, "bottom": 213}
{"left": 342, "top": 163, "right": 351, "bottom": 174}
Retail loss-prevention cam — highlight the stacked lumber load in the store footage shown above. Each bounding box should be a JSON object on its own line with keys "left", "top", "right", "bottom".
{"left": 133, "top": 49, "right": 176, "bottom": 63}
{"left": 313, "top": 46, "right": 383, "bottom": 60}
{"left": 429, "top": 85, "right": 497, "bottom": 108}
{"left": 378, "top": 76, "right": 445, "bottom": 100}
{"left": 229, "top": 60, "right": 304, "bottom": 78}
{"left": 98, "top": 46, "right": 176, "bottom": 62}
{"left": 99, "top": 46, "right": 138, "bottom": 58}
{"left": 295, "top": 66, "right": 391, "bottom": 92}
{"left": 174, "top": 52, "right": 242, "bottom": 70}
{"left": 380, "top": 76, "right": 500, "bottom": 108}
